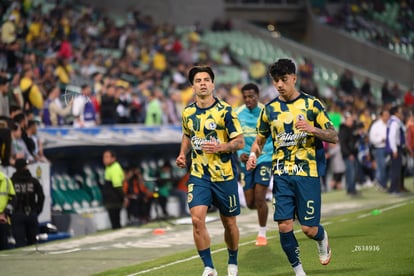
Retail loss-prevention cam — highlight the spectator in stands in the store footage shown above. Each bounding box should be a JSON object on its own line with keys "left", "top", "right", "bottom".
{"left": 339, "top": 112, "right": 359, "bottom": 195}
{"left": 248, "top": 59, "right": 268, "bottom": 85}
{"left": 10, "top": 158, "right": 45, "bottom": 248}
{"left": 115, "top": 85, "right": 131, "bottom": 124}
{"left": 0, "top": 76, "right": 10, "bottom": 117}
{"left": 25, "top": 120, "right": 48, "bottom": 163}
{"left": 10, "top": 123, "right": 34, "bottom": 165}
{"left": 360, "top": 77, "right": 372, "bottom": 96}
{"left": 42, "top": 85, "right": 73, "bottom": 126}
{"left": 298, "top": 57, "right": 314, "bottom": 80}
{"left": 102, "top": 150, "right": 125, "bottom": 229}
{"left": 338, "top": 69, "right": 356, "bottom": 95}
{"left": 1, "top": 15, "right": 17, "bottom": 45}
{"left": 72, "top": 84, "right": 97, "bottom": 128}
{"left": 381, "top": 80, "right": 395, "bottom": 105}
{"left": 19, "top": 68, "right": 43, "bottom": 115}
{"left": 13, "top": 112, "right": 34, "bottom": 157}
{"left": 144, "top": 89, "right": 163, "bottom": 126}
{"left": 100, "top": 84, "right": 118, "bottom": 125}
{"left": 0, "top": 118, "right": 12, "bottom": 166}
{"left": 54, "top": 57, "right": 73, "bottom": 86}
{"left": 390, "top": 82, "right": 403, "bottom": 101}
{"left": 404, "top": 85, "right": 414, "bottom": 107}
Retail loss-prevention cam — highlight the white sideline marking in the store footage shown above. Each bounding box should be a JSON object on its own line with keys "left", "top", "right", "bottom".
{"left": 128, "top": 200, "right": 414, "bottom": 275}
{"left": 47, "top": 248, "right": 82, "bottom": 254}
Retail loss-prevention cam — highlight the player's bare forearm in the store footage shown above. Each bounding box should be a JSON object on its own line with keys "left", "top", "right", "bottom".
{"left": 311, "top": 125, "right": 338, "bottom": 144}
{"left": 246, "top": 136, "right": 265, "bottom": 170}
{"left": 252, "top": 136, "right": 266, "bottom": 156}
{"left": 225, "top": 134, "right": 245, "bottom": 152}
{"left": 179, "top": 135, "right": 191, "bottom": 156}
{"left": 176, "top": 135, "right": 191, "bottom": 168}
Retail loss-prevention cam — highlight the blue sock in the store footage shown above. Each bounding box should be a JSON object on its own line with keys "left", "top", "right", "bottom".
{"left": 312, "top": 225, "right": 325, "bottom": 241}
{"left": 228, "top": 248, "right": 238, "bottom": 265}
{"left": 279, "top": 231, "right": 301, "bottom": 267}
{"left": 198, "top": 248, "right": 214, "bottom": 268}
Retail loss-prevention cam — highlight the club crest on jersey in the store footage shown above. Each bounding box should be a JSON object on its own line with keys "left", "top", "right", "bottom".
{"left": 205, "top": 119, "right": 217, "bottom": 130}
{"left": 297, "top": 114, "right": 305, "bottom": 121}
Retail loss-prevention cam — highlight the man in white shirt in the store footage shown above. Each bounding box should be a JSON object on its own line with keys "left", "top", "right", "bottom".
{"left": 368, "top": 109, "right": 390, "bottom": 190}
{"left": 72, "top": 84, "right": 97, "bottom": 128}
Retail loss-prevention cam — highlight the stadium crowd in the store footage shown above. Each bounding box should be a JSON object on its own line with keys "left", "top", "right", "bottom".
{"left": 0, "top": 0, "right": 413, "bottom": 236}
{"left": 312, "top": 0, "right": 414, "bottom": 59}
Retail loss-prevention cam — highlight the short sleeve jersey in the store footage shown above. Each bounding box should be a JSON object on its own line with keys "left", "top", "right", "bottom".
{"left": 257, "top": 92, "right": 333, "bottom": 177}
{"left": 182, "top": 98, "right": 243, "bottom": 182}
{"left": 236, "top": 103, "right": 273, "bottom": 167}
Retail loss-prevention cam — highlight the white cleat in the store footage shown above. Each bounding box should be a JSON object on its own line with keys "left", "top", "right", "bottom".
{"left": 317, "top": 230, "right": 332, "bottom": 265}
{"left": 202, "top": 266, "right": 218, "bottom": 276}
{"left": 227, "top": 264, "right": 238, "bottom": 276}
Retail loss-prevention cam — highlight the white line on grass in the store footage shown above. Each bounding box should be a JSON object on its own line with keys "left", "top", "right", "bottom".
{"left": 126, "top": 200, "right": 414, "bottom": 275}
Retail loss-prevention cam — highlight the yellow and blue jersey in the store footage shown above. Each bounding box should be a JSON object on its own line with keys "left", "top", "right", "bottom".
{"left": 182, "top": 98, "right": 243, "bottom": 182}
{"left": 236, "top": 103, "right": 273, "bottom": 167}
{"left": 257, "top": 92, "right": 333, "bottom": 177}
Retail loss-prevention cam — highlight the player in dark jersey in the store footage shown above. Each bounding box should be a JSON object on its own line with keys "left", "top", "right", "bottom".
{"left": 176, "top": 66, "right": 244, "bottom": 276}
{"left": 247, "top": 59, "right": 338, "bottom": 276}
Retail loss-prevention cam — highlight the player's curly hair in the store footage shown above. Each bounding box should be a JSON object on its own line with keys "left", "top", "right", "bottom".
{"left": 268, "top": 58, "right": 296, "bottom": 80}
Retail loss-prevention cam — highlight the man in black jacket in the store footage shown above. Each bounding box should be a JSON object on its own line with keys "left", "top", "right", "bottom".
{"left": 10, "top": 158, "right": 45, "bottom": 247}
{"left": 339, "top": 112, "right": 360, "bottom": 195}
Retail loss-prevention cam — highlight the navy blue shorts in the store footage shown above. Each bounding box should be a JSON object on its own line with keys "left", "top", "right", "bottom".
{"left": 240, "top": 162, "right": 272, "bottom": 191}
{"left": 272, "top": 175, "right": 321, "bottom": 226}
{"left": 187, "top": 176, "right": 240, "bottom": 217}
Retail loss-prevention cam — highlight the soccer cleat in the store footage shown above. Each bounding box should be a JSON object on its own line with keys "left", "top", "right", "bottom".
{"left": 227, "top": 264, "right": 238, "bottom": 276}
{"left": 317, "top": 230, "right": 332, "bottom": 265}
{"left": 202, "top": 266, "right": 218, "bottom": 276}
{"left": 255, "top": 236, "right": 268, "bottom": 246}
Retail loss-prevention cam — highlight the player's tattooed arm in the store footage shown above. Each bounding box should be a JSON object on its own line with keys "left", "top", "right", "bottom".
{"left": 226, "top": 134, "right": 245, "bottom": 152}
{"left": 312, "top": 125, "right": 339, "bottom": 144}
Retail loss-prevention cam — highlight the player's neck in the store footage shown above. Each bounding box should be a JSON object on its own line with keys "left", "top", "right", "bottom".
{"left": 280, "top": 89, "right": 300, "bottom": 102}
{"left": 196, "top": 95, "right": 215, "bottom": 108}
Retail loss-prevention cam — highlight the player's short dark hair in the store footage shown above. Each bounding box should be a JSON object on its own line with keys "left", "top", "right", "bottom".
{"left": 241, "top": 83, "right": 259, "bottom": 95}
{"left": 269, "top": 58, "right": 296, "bottom": 80}
{"left": 188, "top": 66, "right": 215, "bottom": 85}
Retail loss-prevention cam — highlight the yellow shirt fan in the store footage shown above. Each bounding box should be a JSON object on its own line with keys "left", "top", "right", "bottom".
{"left": 20, "top": 77, "right": 43, "bottom": 109}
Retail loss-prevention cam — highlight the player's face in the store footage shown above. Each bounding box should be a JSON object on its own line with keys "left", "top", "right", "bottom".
{"left": 272, "top": 73, "right": 297, "bottom": 101}
{"left": 192, "top": 72, "right": 215, "bottom": 99}
{"left": 242, "top": 89, "right": 259, "bottom": 110}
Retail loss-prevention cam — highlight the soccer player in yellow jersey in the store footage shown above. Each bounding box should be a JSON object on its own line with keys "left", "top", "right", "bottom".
{"left": 176, "top": 66, "right": 244, "bottom": 276}
{"left": 247, "top": 59, "right": 338, "bottom": 276}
